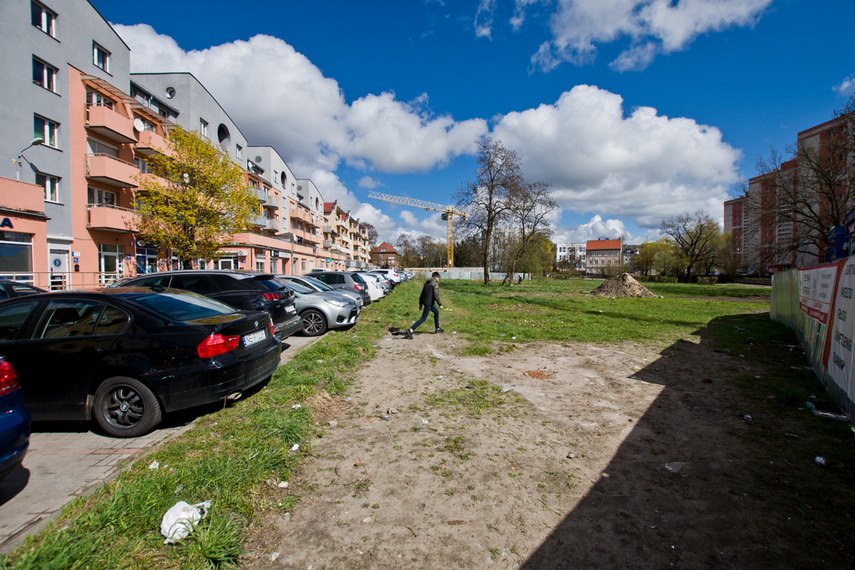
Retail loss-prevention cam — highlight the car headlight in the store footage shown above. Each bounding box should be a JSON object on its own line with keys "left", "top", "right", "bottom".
{"left": 325, "top": 298, "right": 346, "bottom": 308}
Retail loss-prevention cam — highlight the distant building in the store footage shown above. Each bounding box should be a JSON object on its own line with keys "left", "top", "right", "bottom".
{"left": 554, "top": 243, "right": 586, "bottom": 271}
{"left": 586, "top": 239, "right": 622, "bottom": 276}
{"left": 371, "top": 242, "right": 399, "bottom": 268}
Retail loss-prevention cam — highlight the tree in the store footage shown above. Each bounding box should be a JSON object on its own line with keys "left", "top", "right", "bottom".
{"left": 456, "top": 138, "right": 523, "bottom": 284}
{"left": 747, "top": 94, "right": 855, "bottom": 266}
{"left": 661, "top": 211, "right": 721, "bottom": 281}
{"left": 501, "top": 181, "right": 556, "bottom": 285}
{"left": 453, "top": 235, "right": 483, "bottom": 268}
{"left": 362, "top": 222, "right": 379, "bottom": 247}
{"left": 395, "top": 233, "right": 418, "bottom": 268}
{"left": 135, "top": 127, "right": 257, "bottom": 268}
{"left": 514, "top": 232, "right": 555, "bottom": 275}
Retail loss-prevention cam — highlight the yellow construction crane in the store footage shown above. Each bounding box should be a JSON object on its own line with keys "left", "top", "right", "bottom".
{"left": 368, "top": 191, "right": 468, "bottom": 267}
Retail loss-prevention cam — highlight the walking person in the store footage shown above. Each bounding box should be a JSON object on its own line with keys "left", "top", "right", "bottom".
{"left": 406, "top": 272, "right": 443, "bottom": 339}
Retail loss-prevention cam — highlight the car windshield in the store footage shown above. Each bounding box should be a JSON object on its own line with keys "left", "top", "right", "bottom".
{"left": 251, "top": 276, "right": 288, "bottom": 292}
{"left": 129, "top": 291, "right": 236, "bottom": 321}
{"left": 300, "top": 276, "right": 333, "bottom": 291}
{"left": 351, "top": 273, "right": 366, "bottom": 284}
{"left": 285, "top": 281, "right": 313, "bottom": 294}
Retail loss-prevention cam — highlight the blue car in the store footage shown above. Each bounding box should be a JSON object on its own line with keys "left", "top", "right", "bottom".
{"left": 0, "top": 356, "right": 30, "bottom": 480}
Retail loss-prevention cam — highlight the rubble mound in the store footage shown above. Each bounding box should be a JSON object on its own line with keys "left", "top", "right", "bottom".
{"left": 589, "top": 273, "right": 659, "bottom": 298}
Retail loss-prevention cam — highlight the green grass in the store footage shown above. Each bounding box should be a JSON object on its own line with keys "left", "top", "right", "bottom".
{"left": 0, "top": 276, "right": 776, "bottom": 569}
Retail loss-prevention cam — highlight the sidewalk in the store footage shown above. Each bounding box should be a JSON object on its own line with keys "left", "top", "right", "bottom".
{"left": 0, "top": 335, "right": 319, "bottom": 554}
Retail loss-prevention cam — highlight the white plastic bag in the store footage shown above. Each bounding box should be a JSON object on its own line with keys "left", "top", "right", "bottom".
{"left": 160, "top": 500, "right": 210, "bottom": 544}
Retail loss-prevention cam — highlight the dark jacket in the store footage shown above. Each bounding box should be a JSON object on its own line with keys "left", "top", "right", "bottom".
{"left": 419, "top": 278, "right": 441, "bottom": 307}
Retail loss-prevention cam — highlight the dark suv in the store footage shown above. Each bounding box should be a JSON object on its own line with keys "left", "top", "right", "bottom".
{"left": 309, "top": 271, "right": 372, "bottom": 306}
{"left": 115, "top": 271, "right": 301, "bottom": 340}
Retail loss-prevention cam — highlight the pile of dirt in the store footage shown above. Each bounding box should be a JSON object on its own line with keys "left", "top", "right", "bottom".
{"left": 589, "top": 273, "right": 659, "bottom": 298}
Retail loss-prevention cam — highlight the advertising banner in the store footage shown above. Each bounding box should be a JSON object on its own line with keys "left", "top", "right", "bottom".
{"left": 798, "top": 263, "right": 839, "bottom": 324}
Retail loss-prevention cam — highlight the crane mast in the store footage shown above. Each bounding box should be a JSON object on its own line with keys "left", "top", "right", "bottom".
{"left": 368, "top": 191, "right": 467, "bottom": 267}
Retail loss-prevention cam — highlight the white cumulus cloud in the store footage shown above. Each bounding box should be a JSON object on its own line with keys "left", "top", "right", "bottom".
{"left": 492, "top": 85, "right": 739, "bottom": 227}
{"left": 529, "top": 0, "right": 773, "bottom": 71}
{"left": 113, "top": 24, "right": 487, "bottom": 181}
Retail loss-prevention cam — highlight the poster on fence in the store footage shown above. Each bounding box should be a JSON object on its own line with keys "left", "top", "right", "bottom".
{"left": 798, "top": 263, "right": 839, "bottom": 324}
{"left": 826, "top": 259, "right": 855, "bottom": 396}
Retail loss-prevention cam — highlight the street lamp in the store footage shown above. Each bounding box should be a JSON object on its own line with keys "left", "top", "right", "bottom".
{"left": 16, "top": 138, "right": 44, "bottom": 181}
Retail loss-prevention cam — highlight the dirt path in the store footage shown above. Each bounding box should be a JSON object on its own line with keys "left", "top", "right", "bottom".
{"left": 245, "top": 327, "right": 786, "bottom": 569}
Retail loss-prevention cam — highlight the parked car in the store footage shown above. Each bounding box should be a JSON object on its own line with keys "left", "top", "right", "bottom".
{"left": 363, "top": 271, "right": 393, "bottom": 292}
{"left": 283, "top": 279, "right": 360, "bottom": 336}
{"left": 0, "top": 288, "right": 282, "bottom": 437}
{"left": 371, "top": 269, "right": 403, "bottom": 286}
{"left": 358, "top": 272, "right": 385, "bottom": 302}
{"left": 278, "top": 275, "right": 364, "bottom": 309}
{"left": 0, "top": 280, "right": 46, "bottom": 300}
{"left": 309, "top": 271, "right": 372, "bottom": 306}
{"left": 0, "top": 356, "right": 30, "bottom": 481}
{"left": 114, "top": 271, "right": 301, "bottom": 341}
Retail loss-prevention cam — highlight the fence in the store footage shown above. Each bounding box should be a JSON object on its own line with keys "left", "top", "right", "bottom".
{"left": 405, "top": 267, "right": 529, "bottom": 282}
{"left": 771, "top": 261, "right": 855, "bottom": 421}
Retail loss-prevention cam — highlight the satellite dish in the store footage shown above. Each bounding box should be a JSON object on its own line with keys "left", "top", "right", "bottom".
{"left": 133, "top": 118, "right": 145, "bottom": 132}
{"left": 254, "top": 155, "right": 263, "bottom": 164}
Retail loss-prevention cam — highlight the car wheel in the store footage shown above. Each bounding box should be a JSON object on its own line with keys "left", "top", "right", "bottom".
{"left": 301, "top": 309, "right": 327, "bottom": 336}
{"left": 93, "top": 376, "right": 162, "bottom": 437}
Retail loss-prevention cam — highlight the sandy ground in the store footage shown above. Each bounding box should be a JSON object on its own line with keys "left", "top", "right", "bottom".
{"left": 240, "top": 317, "right": 805, "bottom": 569}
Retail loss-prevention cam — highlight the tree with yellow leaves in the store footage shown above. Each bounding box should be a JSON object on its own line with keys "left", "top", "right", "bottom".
{"left": 135, "top": 127, "right": 258, "bottom": 268}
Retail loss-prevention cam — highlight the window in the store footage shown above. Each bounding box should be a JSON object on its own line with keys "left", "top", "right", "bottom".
{"left": 0, "top": 301, "right": 39, "bottom": 341}
{"left": 199, "top": 118, "right": 209, "bottom": 138}
{"left": 88, "top": 187, "right": 116, "bottom": 207}
{"left": 36, "top": 173, "right": 60, "bottom": 202}
{"left": 135, "top": 157, "right": 151, "bottom": 174}
{"left": 93, "top": 42, "right": 110, "bottom": 72}
{"left": 34, "top": 115, "right": 58, "bottom": 147}
{"left": 31, "top": 1, "right": 56, "bottom": 37}
{"left": 236, "top": 144, "right": 242, "bottom": 159}
{"left": 32, "top": 57, "right": 57, "bottom": 92}
{"left": 86, "top": 90, "right": 114, "bottom": 110}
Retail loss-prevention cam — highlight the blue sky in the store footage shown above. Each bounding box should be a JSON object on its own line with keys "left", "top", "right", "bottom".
{"left": 91, "top": 0, "right": 855, "bottom": 245}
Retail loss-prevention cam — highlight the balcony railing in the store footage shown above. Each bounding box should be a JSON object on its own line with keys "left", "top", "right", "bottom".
{"left": 86, "top": 154, "right": 138, "bottom": 188}
{"left": 87, "top": 203, "right": 139, "bottom": 233}
{"left": 135, "top": 129, "right": 170, "bottom": 157}
{"left": 86, "top": 104, "right": 136, "bottom": 144}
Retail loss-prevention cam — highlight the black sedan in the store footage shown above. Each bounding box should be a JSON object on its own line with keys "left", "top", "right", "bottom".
{"left": 0, "top": 280, "right": 45, "bottom": 300}
{"left": 0, "top": 288, "right": 282, "bottom": 437}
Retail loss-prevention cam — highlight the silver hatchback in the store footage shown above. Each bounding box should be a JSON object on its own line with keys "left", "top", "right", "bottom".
{"left": 282, "top": 279, "right": 360, "bottom": 336}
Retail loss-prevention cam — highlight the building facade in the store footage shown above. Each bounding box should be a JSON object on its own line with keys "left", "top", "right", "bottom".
{"left": 554, "top": 242, "right": 586, "bottom": 272}
{"left": 585, "top": 239, "right": 622, "bottom": 276}
{"left": 0, "top": 0, "right": 372, "bottom": 287}
{"left": 370, "top": 241, "right": 399, "bottom": 268}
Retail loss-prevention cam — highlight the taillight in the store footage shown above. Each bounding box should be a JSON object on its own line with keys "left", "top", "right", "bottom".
{"left": 268, "top": 322, "right": 275, "bottom": 336}
{"left": 262, "top": 292, "right": 280, "bottom": 300}
{"left": 197, "top": 333, "right": 240, "bottom": 358}
{"left": 0, "top": 359, "right": 21, "bottom": 396}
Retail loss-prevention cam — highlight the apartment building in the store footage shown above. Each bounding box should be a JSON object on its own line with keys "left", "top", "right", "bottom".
{"left": 0, "top": 0, "right": 373, "bottom": 286}
{"left": 322, "top": 201, "right": 370, "bottom": 271}
{"left": 728, "top": 113, "right": 853, "bottom": 274}
{"left": 585, "top": 239, "right": 622, "bottom": 276}
{"left": 554, "top": 242, "right": 586, "bottom": 271}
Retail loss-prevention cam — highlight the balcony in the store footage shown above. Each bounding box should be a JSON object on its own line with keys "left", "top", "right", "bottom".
{"left": 86, "top": 105, "right": 136, "bottom": 144}
{"left": 0, "top": 178, "right": 46, "bottom": 216}
{"left": 87, "top": 204, "right": 138, "bottom": 233}
{"left": 135, "top": 129, "right": 170, "bottom": 157}
{"left": 266, "top": 218, "right": 279, "bottom": 231}
{"left": 86, "top": 154, "right": 138, "bottom": 188}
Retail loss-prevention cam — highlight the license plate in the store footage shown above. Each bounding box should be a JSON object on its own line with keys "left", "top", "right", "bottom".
{"left": 285, "top": 305, "right": 296, "bottom": 314}
{"left": 243, "top": 329, "right": 267, "bottom": 348}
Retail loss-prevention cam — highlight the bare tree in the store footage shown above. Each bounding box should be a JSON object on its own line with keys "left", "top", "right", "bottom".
{"left": 661, "top": 211, "right": 721, "bottom": 281}
{"left": 746, "top": 94, "right": 855, "bottom": 268}
{"left": 501, "top": 181, "right": 556, "bottom": 285}
{"left": 456, "top": 138, "right": 523, "bottom": 284}
{"left": 395, "top": 233, "right": 418, "bottom": 268}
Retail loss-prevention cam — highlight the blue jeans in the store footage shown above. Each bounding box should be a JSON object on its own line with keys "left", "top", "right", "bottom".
{"left": 411, "top": 305, "right": 439, "bottom": 331}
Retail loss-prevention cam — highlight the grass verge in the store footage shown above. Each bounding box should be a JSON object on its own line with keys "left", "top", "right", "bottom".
{"left": 7, "top": 276, "right": 849, "bottom": 568}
